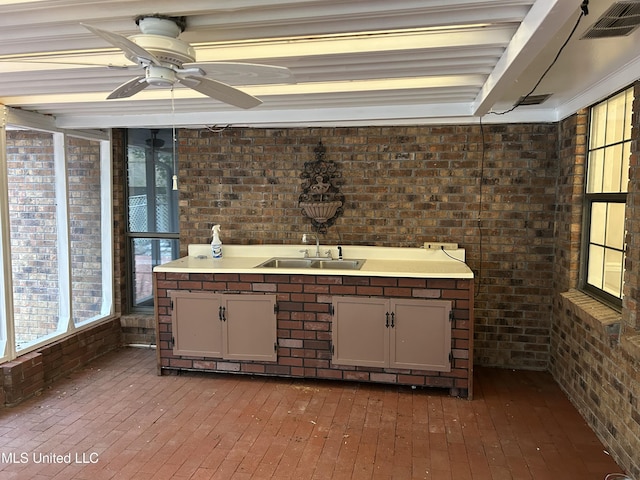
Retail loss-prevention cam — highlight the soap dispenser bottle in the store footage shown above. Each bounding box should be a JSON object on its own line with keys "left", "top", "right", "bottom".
{"left": 211, "top": 225, "right": 223, "bottom": 259}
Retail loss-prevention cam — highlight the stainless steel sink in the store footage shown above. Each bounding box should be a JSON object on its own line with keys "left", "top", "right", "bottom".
{"left": 256, "top": 257, "right": 365, "bottom": 270}
{"left": 312, "top": 259, "right": 365, "bottom": 270}
{"left": 257, "top": 258, "right": 316, "bottom": 268}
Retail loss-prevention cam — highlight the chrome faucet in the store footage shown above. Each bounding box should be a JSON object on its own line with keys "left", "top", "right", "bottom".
{"left": 302, "top": 233, "right": 321, "bottom": 258}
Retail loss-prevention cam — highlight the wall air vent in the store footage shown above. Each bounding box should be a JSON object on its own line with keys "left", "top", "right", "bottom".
{"left": 581, "top": 1, "right": 640, "bottom": 39}
{"left": 515, "top": 94, "right": 552, "bottom": 106}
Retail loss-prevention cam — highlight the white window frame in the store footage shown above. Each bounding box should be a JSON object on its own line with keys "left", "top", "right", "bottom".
{"left": 0, "top": 106, "right": 113, "bottom": 362}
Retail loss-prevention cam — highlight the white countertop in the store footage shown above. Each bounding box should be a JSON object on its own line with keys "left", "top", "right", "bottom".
{"left": 154, "top": 244, "right": 474, "bottom": 279}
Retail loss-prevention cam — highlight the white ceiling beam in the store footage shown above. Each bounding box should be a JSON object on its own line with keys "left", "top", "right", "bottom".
{"left": 472, "top": 0, "right": 581, "bottom": 116}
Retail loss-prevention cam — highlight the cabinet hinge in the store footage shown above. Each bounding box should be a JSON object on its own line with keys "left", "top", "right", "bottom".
{"left": 171, "top": 336, "right": 175, "bottom": 347}
{"left": 329, "top": 304, "right": 335, "bottom": 316}
{"left": 449, "top": 351, "right": 453, "bottom": 363}
{"left": 274, "top": 303, "right": 279, "bottom": 314}
{"left": 330, "top": 343, "right": 334, "bottom": 355}
{"left": 170, "top": 299, "right": 173, "bottom": 310}
{"left": 449, "top": 310, "right": 453, "bottom": 322}
{"left": 274, "top": 342, "right": 278, "bottom": 353}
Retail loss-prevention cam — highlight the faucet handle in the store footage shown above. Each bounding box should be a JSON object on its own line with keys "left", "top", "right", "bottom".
{"left": 299, "top": 249, "right": 309, "bottom": 258}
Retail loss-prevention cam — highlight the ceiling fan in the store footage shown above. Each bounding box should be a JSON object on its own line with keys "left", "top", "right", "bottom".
{"left": 81, "top": 14, "right": 294, "bottom": 108}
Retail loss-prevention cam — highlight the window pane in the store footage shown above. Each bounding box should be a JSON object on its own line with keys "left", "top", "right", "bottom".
{"left": 605, "top": 203, "right": 625, "bottom": 250}
{"left": 132, "top": 238, "right": 178, "bottom": 307}
{"left": 127, "top": 129, "right": 178, "bottom": 234}
{"left": 602, "top": 144, "right": 623, "bottom": 193}
{"left": 587, "top": 244, "right": 604, "bottom": 289}
{"left": 586, "top": 148, "right": 604, "bottom": 193}
{"left": 590, "top": 203, "right": 606, "bottom": 245}
{"left": 6, "top": 130, "right": 62, "bottom": 349}
{"left": 589, "top": 102, "right": 607, "bottom": 148}
{"left": 604, "top": 91, "right": 627, "bottom": 144}
{"left": 68, "top": 137, "right": 107, "bottom": 325}
{"left": 603, "top": 249, "right": 623, "bottom": 297}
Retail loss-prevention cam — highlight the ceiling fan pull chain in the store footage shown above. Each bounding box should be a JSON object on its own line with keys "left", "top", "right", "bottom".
{"left": 171, "top": 87, "right": 178, "bottom": 191}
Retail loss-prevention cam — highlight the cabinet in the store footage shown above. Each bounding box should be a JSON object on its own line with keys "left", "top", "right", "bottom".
{"left": 170, "top": 291, "right": 277, "bottom": 362}
{"left": 331, "top": 296, "right": 452, "bottom": 372}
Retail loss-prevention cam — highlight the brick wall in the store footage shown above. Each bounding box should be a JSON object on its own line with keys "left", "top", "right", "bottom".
{"left": 1, "top": 318, "right": 121, "bottom": 406}
{"left": 550, "top": 82, "right": 640, "bottom": 478}
{"left": 155, "top": 271, "right": 473, "bottom": 396}
{"left": 173, "top": 125, "right": 558, "bottom": 369}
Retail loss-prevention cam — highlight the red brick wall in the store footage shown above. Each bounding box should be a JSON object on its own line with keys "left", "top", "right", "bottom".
{"left": 1, "top": 318, "right": 121, "bottom": 406}
{"left": 174, "top": 125, "right": 558, "bottom": 369}
{"left": 550, "top": 82, "right": 640, "bottom": 479}
{"left": 155, "top": 271, "right": 473, "bottom": 396}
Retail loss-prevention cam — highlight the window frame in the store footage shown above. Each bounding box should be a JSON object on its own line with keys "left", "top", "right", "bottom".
{"left": 124, "top": 129, "right": 180, "bottom": 313}
{"left": 580, "top": 88, "right": 632, "bottom": 309}
{"left": 0, "top": 106, "right": 113, "bottom": 363}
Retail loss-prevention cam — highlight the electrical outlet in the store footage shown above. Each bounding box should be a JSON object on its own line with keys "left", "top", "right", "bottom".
{"left": 424, "top": 242, "right": 458, "bottom": 250}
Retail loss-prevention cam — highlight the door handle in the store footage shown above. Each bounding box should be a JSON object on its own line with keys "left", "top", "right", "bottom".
{"left": 385, "top": 312, "right": 390, "bottom": 328}
{"left": 221, "top": 306, "right": 226, "bottom": 321}
{"left": 218, "top": 305, "right": 226, "bottom": 321}
{"left": 390, "top": 312, "right": 395, "bottom": 328}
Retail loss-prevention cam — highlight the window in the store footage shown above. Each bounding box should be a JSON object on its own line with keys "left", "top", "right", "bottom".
{"left": 0, "top": 107, "right": 112, "bottom": 361}
{"left": 582, "top": 88, "right": 633, "bottom": 306}
{"left": 126, "top": 129, "right": 179, "bottom": 311}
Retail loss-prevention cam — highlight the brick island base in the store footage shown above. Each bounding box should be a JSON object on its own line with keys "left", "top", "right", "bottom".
{"left": 154, "top": 272, "right": 474, "bottom": 398}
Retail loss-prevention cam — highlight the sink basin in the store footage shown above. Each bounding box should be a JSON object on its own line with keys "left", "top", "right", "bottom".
{"left": 312, "top": 259, "right": 365, "bottom": 270}
{"left": 257, "top": 258, "right": 316, "bottom": 268}
{"left": 256, "top": 257, "right": 366, "bottom": 270}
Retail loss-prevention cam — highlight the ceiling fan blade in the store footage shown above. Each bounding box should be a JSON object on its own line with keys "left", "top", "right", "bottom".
{"left": 106, "top": 76, "right": 148, "bottom": 99}
{"left": 81, "top": 23, "right": 161, "bottom": 67}
{"left": 183, "top": 62, "right": 295, "bottom": 85}
{"left": 179, "top": 76, "right": 262, "bottom": 109}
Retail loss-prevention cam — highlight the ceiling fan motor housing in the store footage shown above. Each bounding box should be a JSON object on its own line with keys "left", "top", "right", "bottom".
{"left": 129, "top": 34, "right": 196, "bottom": 66}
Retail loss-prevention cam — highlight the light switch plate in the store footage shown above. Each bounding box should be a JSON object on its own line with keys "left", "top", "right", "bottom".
{"left": 424, "top": 242, "right": 458, "bottom": 250}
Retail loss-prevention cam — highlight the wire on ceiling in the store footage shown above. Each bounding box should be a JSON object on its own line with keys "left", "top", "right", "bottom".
{"left": 489, "top": 1, "right": 590, "bottom": 116}
{"left": 472, "top": 2, "right": 591, "bottom": 297}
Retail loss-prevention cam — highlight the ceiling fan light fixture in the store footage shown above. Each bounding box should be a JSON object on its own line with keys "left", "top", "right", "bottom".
{"left": 146, "top": 65, "right": 177, "bottom": 86}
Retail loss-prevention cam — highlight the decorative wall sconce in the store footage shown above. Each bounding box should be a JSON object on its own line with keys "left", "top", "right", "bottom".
{"left": 299, "top": 141, "right": 344, "bottom": 232}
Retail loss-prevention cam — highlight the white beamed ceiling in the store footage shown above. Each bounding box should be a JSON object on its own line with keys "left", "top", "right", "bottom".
{"left": 0, "top": 0, "right": 639, "bottom": 129}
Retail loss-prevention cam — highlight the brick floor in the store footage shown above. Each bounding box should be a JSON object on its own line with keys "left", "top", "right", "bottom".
{"left": 0, "top": 347, "right": 625, "bottom": 479}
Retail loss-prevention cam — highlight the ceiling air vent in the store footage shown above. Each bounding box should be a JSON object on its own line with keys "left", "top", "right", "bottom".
{"left": 581, "top": 1, "right": 640, "bottom": 39}
{"left": 515, "top": 94, "right": 552, "bottom": 107}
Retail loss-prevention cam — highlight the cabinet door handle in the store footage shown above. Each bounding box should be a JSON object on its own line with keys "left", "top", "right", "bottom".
{"left": 218, "top": 306, "right": 226, "bottom": 322}
{"left": 385, "top": 312, "right": 390, "bottom": 328}
{"left": 221, "top": 306, "right": 226, "bottom": 321}
{"left": 390, "top": 312, "right": 395, "bottom": 328}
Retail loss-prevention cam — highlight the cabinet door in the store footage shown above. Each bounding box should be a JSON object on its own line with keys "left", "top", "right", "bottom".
{"left": 331, "top": 296, "right": 388, "bottom": 368}
{"left": 222, "top": 294, "right": 277, "bottom": 362}
{"left": 171, "top": 291, "right": 223, "bottom": 358}
{"left": 390, "top": 299, "right": 451, "bottom": 372}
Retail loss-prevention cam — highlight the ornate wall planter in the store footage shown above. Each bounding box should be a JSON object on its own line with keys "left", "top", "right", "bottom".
{"left": 298, "top": 142, "right": 344, "bottom": 232}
